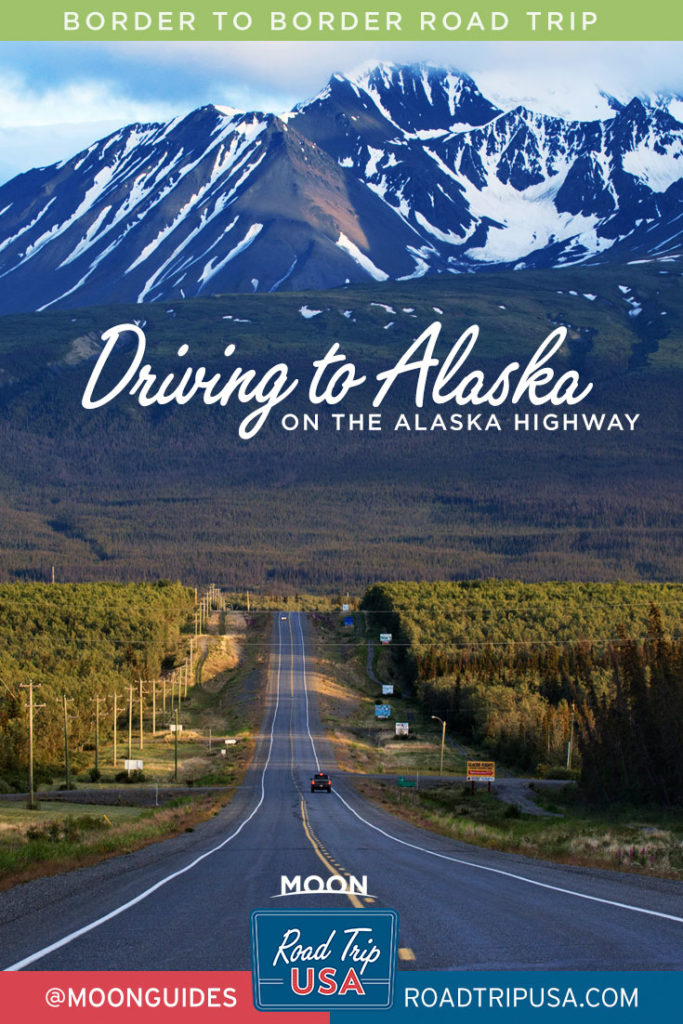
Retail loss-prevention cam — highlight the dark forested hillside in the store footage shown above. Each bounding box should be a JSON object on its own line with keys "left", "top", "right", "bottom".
{"left": 0, "top": 261, "right": 680, "bottom": 587}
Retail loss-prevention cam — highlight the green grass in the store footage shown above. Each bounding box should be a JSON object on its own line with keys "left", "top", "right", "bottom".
{"left": 0, "top": 801, "right": 142, "bottom": 827}
{"left": 0, "top": 795, "right": 223, "bottom": 888}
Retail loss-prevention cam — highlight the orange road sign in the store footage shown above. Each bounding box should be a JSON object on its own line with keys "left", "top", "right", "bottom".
{"left": 467, "top": 761, "right": 495, "bottom": 781}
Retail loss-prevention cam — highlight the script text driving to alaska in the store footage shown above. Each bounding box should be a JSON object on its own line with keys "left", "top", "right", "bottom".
{"left": 80, "top": 321, "right": 594, "bottom": 439}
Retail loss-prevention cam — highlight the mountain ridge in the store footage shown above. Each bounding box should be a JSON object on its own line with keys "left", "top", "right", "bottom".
{"left": 0, "top": 61, "right": 680, "bottom": 314}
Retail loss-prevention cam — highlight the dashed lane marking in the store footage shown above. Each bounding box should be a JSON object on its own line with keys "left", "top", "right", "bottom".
{"left": 300, "top": 796, "right": 364, "bottom": 909}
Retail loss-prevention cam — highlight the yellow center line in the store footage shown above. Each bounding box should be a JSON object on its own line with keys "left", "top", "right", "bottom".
{"left": 300, "top": 797, "right": 364, "bottom": 909}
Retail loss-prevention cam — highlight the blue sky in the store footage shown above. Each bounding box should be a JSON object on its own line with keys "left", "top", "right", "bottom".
{"left": 0, "top": 41, "right": 681, "bottom": 182}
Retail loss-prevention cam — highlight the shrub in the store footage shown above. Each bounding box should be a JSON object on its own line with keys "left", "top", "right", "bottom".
{"left": 536, "top": 763, "right": 579, "bottom": 780}
{"left": 114, "top": 769, "right": 146, "bottom": 784}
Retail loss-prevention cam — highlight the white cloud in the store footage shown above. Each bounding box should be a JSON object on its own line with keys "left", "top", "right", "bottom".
{"left": 103, "top": 41, "right": 683, "bottom": 117}
{"left": 0, "top": 42, "right": 680, "bottom": 183}
{"left": 0, "top": 69, "right": 179, "bottom": 128}
{"left": 0, "top": 68, "right": 182, "bottom": 182}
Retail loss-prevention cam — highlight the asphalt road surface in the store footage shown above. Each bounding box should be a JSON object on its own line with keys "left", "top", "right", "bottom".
{"left": 2, "top": 612, "right": 682, "bottom": 971}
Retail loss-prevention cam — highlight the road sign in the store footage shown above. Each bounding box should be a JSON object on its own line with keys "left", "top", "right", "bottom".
{"left": 342, "top": 603, "right": 350, "bottom": 611}
{"left": 467, "top": 761, "right": 495, "bottom": 781}
{"left": 225, "top": 738, "right": 237, "bottom": 745}
{"left": 375, "top": 704, "right": 391, "bottom": 718}
{"left": 380, "top": 633, "right": 392, "bottom": 644}
{"left": 395, "top": 722, "right": 409, "bottom": 736}
{"left": 397, "top": 775, "right": 415, "bottom": 787}
{"left": 343, "top": 616, "right": 354, "bottom": 627}
{"left": 124, "top": 759, "right": 143, "bottom": 771}
{"left": 382, "top": 684, "right": 394, "bottom": 695}
{"left": 169, "top": 723, "right": 183, "bottom": 733}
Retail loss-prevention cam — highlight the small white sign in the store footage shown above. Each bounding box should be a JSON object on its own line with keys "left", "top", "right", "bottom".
{"left": 380, "top": 633, "right": 392, "bottom": 645}
{"left": 169, "top": 723, "right": 183, "bottom": 733}
{"left": 395, "top": 723, "right": 409, "bottom": 737}
{"left": 124, "top": 759, "right": 143, "bottom": 771}
{"left": 382, "top": 684, "right": 394, "bottom": 696}
{"left": 225, "top": 738, "right": 237, "bottom": 745}
{"left": 342, "top": 603, "right": 350, "bottom": 611}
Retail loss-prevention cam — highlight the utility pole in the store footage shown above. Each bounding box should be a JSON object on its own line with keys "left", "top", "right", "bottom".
{"left": 174, "top": 707, "right": 179, "bottom": 782}
{"left": 162, "top": 678, "right": 167, "bottom": 716}
{"left": 152, "top": 679, "right": 156, "bottom": 735}
{"left": 92, "top": 694, "right": 101, "bottom": 775}
{"left": 20, "top": 681, "right": 44, "bottom": 810}
{"left": 128, "top": 683, "right": 133, "bottom": 760}
{"left": 567, "top": 705, "right": 575, "bottom": 770}
{"left": 62, "top": 694, "right": 74, "bottom": 789}
{"left": 431, "top": 715, "right": 447, "bottom": 777}
{"left": 246, "top": 589, "right": 251, "bottom": 613}
{"left": 113, "top": 692, "right": 118, "bottom": 766}
{"left": 139, "top": 678, "right": 144, "bottom": 750}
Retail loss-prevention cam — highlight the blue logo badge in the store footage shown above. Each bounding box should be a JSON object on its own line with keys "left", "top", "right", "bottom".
{"left": 250, "top": 908, "right": 399, "bottom": 1010}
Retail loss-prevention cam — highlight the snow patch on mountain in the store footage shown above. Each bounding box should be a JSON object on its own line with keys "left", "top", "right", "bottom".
{"left": 622, "top": 141, "right": 682, "bottom": 192}
{"left": 337, "top": 233, "right": 388, "bottom": 281}
{"left": 199, "top": 222, "right": 263, "bottom": 287}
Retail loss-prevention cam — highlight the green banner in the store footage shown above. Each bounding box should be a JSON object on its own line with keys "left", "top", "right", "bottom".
{"left": 0, "top": 2, "right": 681, "bottom": 41}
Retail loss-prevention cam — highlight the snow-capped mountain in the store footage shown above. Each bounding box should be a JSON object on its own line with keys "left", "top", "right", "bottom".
{"left": 0, "top": 62, "right": 680, "bottom": 314}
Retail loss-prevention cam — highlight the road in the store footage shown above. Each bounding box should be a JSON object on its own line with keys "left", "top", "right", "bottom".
{"left": 2, "top": 612, "right": 682, "bottom": 971}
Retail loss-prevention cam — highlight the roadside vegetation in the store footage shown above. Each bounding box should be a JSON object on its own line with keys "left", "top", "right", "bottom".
{"left": 361, "top": 582, "right": 683, "bottom": 794}
{"left": 311, "top": 601, "right": 683, "bottom": 879}
{"left": 0, "top": 796, "right": 225, "bottom": 891}
{"left": 310, "top": 610, "right": 469, "bottom": 777}
{"left": 354, "top": 779, "right": 683, "bottom": 880}
{"left": 0, "top": 581, "right": 194, "bottom": 792}
{"left": 0, "top": 589, "right": 271, "bottom": 889}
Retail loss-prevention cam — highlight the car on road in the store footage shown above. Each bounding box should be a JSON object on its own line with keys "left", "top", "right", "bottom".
{"left": 311, "top": 771, "right": 332, "bottom": 793}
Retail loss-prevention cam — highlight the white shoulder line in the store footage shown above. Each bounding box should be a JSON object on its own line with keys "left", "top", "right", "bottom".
{"left": 4, "top": 615, "right": 287, "bottom": 972}
{"left": 332, "top": 788, "right": 683, "bottom": 926}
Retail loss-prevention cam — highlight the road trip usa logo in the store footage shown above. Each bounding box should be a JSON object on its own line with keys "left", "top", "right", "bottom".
{"left": 250, "top": 908, "right": 399, "bottom": 1010}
